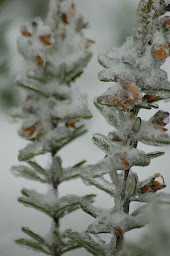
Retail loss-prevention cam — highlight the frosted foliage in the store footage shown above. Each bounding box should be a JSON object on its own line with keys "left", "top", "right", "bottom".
{"left": 87, "top": 208, "right": 146, "bottom": 234}
{"left": 15, "top": 0, "right": 93, "bottom": 160}
{"left": 17, "top": 1, "right": 93, "bottom": 81}
{"left": 77, "top": 1, "right": 170, "bottom": 256}
{"left": 18, "top": 188, "right": 95, "bottom": 218}
{"left": 13, "top": 1, "right": 94, "bottom": 255}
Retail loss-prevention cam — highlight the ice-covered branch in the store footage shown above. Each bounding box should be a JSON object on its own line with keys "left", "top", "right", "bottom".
{"left": 76, "top": 0, "right": 170, "bottom": 255}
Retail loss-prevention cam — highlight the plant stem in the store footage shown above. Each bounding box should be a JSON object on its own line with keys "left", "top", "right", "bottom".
{"left": 51, "top": 151, "right": 61, "bottom": 256}
{"left": 115, "top": 169, "right": 130, "bottom": 253}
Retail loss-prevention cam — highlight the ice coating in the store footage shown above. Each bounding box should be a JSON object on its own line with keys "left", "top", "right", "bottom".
{"left": 75, "top": 1, "right": 170, "bottom": 255}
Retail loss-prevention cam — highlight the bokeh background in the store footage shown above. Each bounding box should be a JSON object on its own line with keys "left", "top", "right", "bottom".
{"left": 1, "top": 0, "right": 170, "bottom": 255}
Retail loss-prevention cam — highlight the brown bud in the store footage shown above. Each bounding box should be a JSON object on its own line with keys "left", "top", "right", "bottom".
{"left": 61, "top": 3, "right": 76, "bottom": 24}
{"left": 114, "top": 227, "right": 123, "bottom": 238}
{"left": 154, "top": 44, "right": 169, "bottom": 61}
{"left": 35, "top": 56, "right": 44, "bottom": 66}
{"left": 24, "top": 125, "right": 36, "bottom": 137}
{"left": 161, "top": 127, "right": 168, "bottom": 132}
{"left": 108, "top": 132, "right": 122, "bottom": 142}
{"left": 65, "top": 120, "right": 79, "bottom": 128}
{"left": 142, "top": 94, "right": 158, "bottom": 102}
{"left": 151, "top": 110, "right": 169, "bottom": 129}
{"left": 121, "top": 158, "right": 130, "bottom": 168}
{"left": 130, "top": 114, "right": 135, "bottom": 121}
{"left": 61, "top": 13, "right": 69, "bottom": 24}
{"left": 138, "top": 173, "right": 166, "bottom": 194}
{"left": 39, "top": 34, "right": 52, "bottom": 46}
{"left": 164, "top": 18, "right": 170, "bottom": 30}
{"left": 126, "top": 84, "right": 140, "bottom": 101}
{"left": 20, "top": 25, "right": 32, "bottom": 37}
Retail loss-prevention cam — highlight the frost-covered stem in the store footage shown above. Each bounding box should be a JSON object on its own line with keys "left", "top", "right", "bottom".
{"left": 51, "top": 151, "right": 61, "bottom": 256}
{"left": 115, "top": 236, "right": 123, "bottom": 253}
{"left": 115, "top": 170, "right": 130, "bottom": 253}
{"left": 121, "top": 168, "right": 130, "bottom": 204}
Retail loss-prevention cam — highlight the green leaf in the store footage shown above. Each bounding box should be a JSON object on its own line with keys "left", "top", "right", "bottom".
{"left": 17, "top": 82, "right": 49, "bottom": 98}
{"left": 109, "top": 170, "right": 119, "bottom": 187}
{"left": 81, "top": 202, "right": 99, "bottom": 218}
{"left": 81, "top": 171, "right": 116, "bottom": 196}
{"left": 92, "top": 133, "right": 113, "bottom": 155}
{"left": 133, "top": 117, "right": 141, "bottom": 133}
{"left": 61, "top": 167, "right": 81, "bottom": 182}
{"left": 69, "top": 232, "right": 105, "bottom": 256}
{"left": 140, "top": 137, "right": 170, "bottom": 147}
{"left": 65, "top": 51, "right": 92, "bottom": 84}
{"left": 18, "top": 142, "right": 45, "bottom": 161}
{"left": 11, "top": 165, "right": 46, "bottom": 183}
{"left": 59, "top": 126, "right": 87, "bottom": 151}
{"left": 55, "top": 194, "right": 95, "bottom": 218}
{"left": 73, "top": 160, "right": 86, "bottom": 168}
{"left": 18, "top": 196, "right": 53, "bottom": 217}
{"left": 18, "top": 189, "right": 54, "bottom": 217}
{"left": 61, "top": 230, "right": 82, "bottom": 253}
{"left": 27, "top": 161, "right": 47, "bottom": 175}
{"left": 15, "top": 239, "right": 50, "bottom": 254}
{"left": 21, "top": 227, "right": 46, "bottom": 245}
{"left": 50, "top": 156, "right": 62, "bottom": 186}
{"left": 131, "top": 192, "right": 170, "bottom": 204}
{"left": 147, "top": 151, "right": 165, "bottom": 159}
{"left": 94, "top": 98, "right": 120, "bottom": 128}
{"left": 98, "top": 54, "right": 110, "bottom": 68}
{"left": 62, "top": 244, "right": 81, "bottom": 253}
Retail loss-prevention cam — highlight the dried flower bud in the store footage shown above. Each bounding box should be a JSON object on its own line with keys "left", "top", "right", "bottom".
{"left": 61, "top": 13, "right": 69, "bottom": 24}
{"left": 20, "top": 25, "right": 32, "bottom": 37}
{"left": 24, "top": 125, "right": 36, "bottom": 137}
{"left": 114, "top": 227, "right": 123, "bottom": 237}
{"left": 138, "top": 173, "right": 166, "bottom": 194}
{"left": 153, "top": 44, "right": 169, "bottom": 61}
{"left": 142, "top": 94, "right": 158, "bottom": 102}
{"left": 161, "top": 127, "right": 168, "bottom": 132}
{"left": 126, "top": 84, "right": 140, "bottom": 101}
{"left": 39, "top": 34, "right": 52, "bottom": 46}
{"left": 61, "top": 3, "right": 76, "bottom": 24}
{"left": 65, "top": 120, "right": 79, "bottom": 128}
{"left": 163, "top": 18, "right": 170, "bottom": 30}
{"left": 35, "top": 56, "right": 44, "bottom": 66}
{"left": 108, "top": 132, "right": 122, "bottom": 142}
{"left": 130, "top": 114, "right": 135, "bottom": 121}
{"left": 97, "top": 89, "right": 137, "bottom": 112}
{"left": 151, "top": 110, "right": 169, "bottom": 127}
{"left": 121, "top": 158, "right": 130, "bottom": 168}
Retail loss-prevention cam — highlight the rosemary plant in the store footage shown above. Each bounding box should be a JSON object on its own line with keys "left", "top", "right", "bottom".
{"left": 69, "top": 1, "right": 170, "bottom": 255}
{"left": 11, "top": 1, "right": 95, "bottom": 255}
